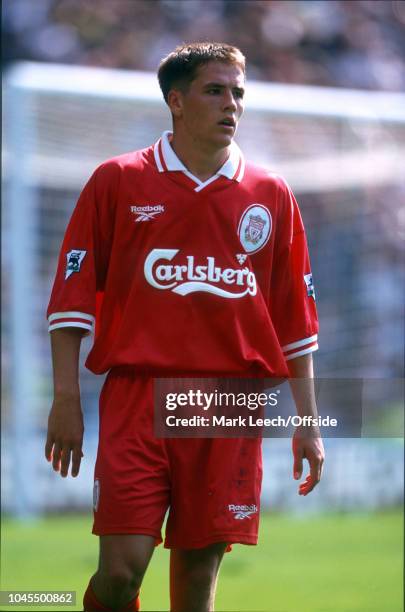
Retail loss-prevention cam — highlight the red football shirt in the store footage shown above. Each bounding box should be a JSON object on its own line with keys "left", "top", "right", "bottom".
{"left": 47, "top": 131, "right": 318, "bottom": 377}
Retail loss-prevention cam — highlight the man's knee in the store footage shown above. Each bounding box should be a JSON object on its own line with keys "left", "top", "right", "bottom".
{"left": 93, "top": 563, "right": 143, "bottom": 608}
{"left": 102, "top": 564, "right": 142, "bottom": 593}
{"left": 94, "top": 534, "right": 155, "bottom": 606}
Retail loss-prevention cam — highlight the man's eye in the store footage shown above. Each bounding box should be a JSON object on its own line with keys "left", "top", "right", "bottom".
{"left": 234, "top": 90, "right": 244, "bottom": 99}
{"left": 207, "top": 88, "right": 220, "bottom": 94}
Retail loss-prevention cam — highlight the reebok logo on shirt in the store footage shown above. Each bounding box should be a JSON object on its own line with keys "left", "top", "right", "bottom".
{"left": 144, "top": 248, "right": 257, "bottom": 298}
{"left": 130, "top": 204, "right": 165, "bottom": 222}
{"left": 228, "top": 504, "right": 258, "bottom": 520}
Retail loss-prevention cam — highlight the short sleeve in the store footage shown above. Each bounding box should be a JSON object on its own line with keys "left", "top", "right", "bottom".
{"left": 269, "top": 179, "right": 319, "bottom": 361}
{"left": 46, "top": 162, "right": 117, "bottom": 334}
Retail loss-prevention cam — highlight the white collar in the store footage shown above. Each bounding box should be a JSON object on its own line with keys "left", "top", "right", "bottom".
{"left": 153, "top": 131, "right": 245, "bottom": 191}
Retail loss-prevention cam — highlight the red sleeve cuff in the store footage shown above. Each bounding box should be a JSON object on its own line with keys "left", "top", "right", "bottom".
{"left": 282, "top": 334, "right": 318, "bottom": 361}
{"left": 48, "top": 311, "right": 95, "bottom": 335}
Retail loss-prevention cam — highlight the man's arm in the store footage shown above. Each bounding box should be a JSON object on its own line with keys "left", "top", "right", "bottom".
{"left": 45, "top": 328, "right": 85, "bottom": 478}
{"left": 288, "top": 353, "right": 325, "bottom": 495}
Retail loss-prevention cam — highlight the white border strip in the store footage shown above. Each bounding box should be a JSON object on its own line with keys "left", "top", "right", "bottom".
{"left": 153, "top": 141, "right": 164, "bottom": 172}
{"left": 285, "top": 344, "right": 319, "bottom": 361}
{"left": 282, "top": 334, "right": 318, "bottom": 353}
{"left": 235, "top": 155, "right": 245, "bottom": 182}
{"left": 48, "top": 311, "right": 94, "bottom": 323}
{"left": 194, "top": 174, "right": 220, "bottom": 192}
{"left": 48, "top": 321, "right": 93, "bottom": 333}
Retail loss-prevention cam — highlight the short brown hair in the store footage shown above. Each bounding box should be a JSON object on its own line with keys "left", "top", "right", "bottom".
{"left": 158, "top": 42, "right": 246, "bottom": 103}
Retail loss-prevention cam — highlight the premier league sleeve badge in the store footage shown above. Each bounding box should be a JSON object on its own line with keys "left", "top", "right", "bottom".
{"left": 65, "top": 249, "right": 87, "bottom": 279}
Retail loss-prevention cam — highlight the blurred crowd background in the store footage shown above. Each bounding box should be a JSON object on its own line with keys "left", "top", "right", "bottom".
{"left": 3, "top": 0, "right": 405, "bottom": 91}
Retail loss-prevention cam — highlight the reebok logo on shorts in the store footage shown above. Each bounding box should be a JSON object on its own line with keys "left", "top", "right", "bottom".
{"left": 228, "top": 503, "right": 258, "bottom": 520}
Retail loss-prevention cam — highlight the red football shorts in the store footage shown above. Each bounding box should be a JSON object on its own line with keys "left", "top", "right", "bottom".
{"left": 92, "top": 369, "right": 262, "bottom": 549}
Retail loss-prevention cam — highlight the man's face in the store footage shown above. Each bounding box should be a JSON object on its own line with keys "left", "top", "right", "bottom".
{"left": 169, "top": 61, "right": 245, "bottom": 150}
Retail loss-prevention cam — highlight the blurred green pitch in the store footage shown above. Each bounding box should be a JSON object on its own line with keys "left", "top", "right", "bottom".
{"left": 1, "top": 511, "right": 402, "bottom": 611}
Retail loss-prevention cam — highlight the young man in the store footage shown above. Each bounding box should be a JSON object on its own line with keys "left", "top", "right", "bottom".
{"left": 45, "top": 42, "right": 324, "bottom": 612}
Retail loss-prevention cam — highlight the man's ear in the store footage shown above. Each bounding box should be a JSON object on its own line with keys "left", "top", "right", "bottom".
{"left": 167, "top": 89, "right": 183, "bottom": 119}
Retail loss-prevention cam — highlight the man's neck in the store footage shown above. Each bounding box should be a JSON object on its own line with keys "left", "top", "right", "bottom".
{"left": 170, "top": 132, "right": 230, "bottom": 183}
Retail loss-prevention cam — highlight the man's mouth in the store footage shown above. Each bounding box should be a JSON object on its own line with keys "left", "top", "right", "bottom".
{"left": 218, "top": 118, "right": 236, "bottom": 127}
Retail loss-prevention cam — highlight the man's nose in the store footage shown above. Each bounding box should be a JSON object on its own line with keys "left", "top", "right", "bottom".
{"left": 222, "top": 90, "right": 237, "bottom": 111}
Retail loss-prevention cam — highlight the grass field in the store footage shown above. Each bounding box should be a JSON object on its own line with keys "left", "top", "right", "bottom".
{"left": 1, "top": 511, "right": 403, "bottom": 611}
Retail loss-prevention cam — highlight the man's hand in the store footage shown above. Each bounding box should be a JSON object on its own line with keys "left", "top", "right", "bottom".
{"left": 45, "top": 393, "right": 84, "bottom": 478}
{"left": 46, "top": 328, "right": 85, "bottom": 477}
{"left": 292, "top": 429, "right": 324, "bottom": 495}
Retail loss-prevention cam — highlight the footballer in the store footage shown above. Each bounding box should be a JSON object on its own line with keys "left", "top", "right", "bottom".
{"left": 45, "top": 42, "right": 324, "bottom": 612}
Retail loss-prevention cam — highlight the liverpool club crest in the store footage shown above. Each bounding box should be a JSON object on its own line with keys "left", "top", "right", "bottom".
{"left": 245, "top": 213, "right": 267, "bottom": 245}
{"left": 238, "top": 205, "right": 272, "bottom": 254}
